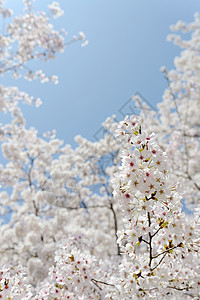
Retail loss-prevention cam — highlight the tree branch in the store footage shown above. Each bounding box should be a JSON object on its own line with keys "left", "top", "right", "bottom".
{"left": 91, "top": 278, "right": 115, "bottom": 289}
{"left": 151, "top": 252, "right": 167, "bottom": 271}
{"left": 148, "top": 212, "right": 153, "bottom": 267}
{"left": 110, "top": 202, "right": 121, "bottom": 256}
{"left": 152, "top": 245, "right": 178, "bottom": 259}
{"left": 151, "top": 221, "right": 164, "bottom": 238}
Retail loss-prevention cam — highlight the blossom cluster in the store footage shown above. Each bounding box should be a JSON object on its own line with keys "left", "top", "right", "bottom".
{"left": 0, "top": 265, "right": 33, "bottom": 299}
{"left": 0, "top": 0, "right": 87, "bottom": 82}
{"left": 112, "top": 115, "right": 200, "bottom": 298}
{"left": 34, "top": 235, "right": 100, "bottom": 299}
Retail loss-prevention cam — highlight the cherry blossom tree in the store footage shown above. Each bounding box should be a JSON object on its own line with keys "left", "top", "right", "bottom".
{"left": 0, "top": 2, "right": 199, "bottom": 298}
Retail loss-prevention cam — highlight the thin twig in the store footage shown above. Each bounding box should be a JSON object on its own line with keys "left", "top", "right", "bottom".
{"left": 151, "top": 252, "right": 167, "bottom": 271}
{"left": 91, "top": 278, "right": 115, "bottom": 288}
{"left": 152, "top": 246, "right": 178, "bottom": 259}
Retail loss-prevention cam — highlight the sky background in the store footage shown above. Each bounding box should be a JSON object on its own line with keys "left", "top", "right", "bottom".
{"left": 2, "top": 0, "right": 200, "bottom": 147}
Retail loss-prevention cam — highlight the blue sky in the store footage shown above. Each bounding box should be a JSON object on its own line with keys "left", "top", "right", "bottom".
{"left": 2, "top": 0, "right": 200, "bottom": 147}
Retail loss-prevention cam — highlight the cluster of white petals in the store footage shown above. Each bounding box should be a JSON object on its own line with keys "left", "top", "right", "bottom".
{"left": 34, "top": 235, "right": 102, "bottom": 299}
{"left": 112, "top": 116, "right": 200, "bottom": 299}
{"left": 0, "top": 265, "right": 33, "bottom": 299}
{"left": 0, "top": 0, "right": 86, "bottom": 82}
{"left": 48, "top": 2, "right": 64, "bottom": 19}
